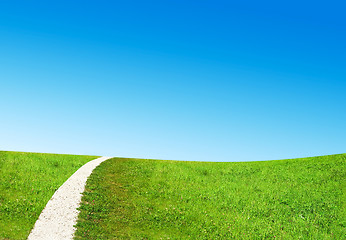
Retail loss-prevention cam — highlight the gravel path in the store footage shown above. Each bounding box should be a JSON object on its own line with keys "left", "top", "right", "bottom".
{"left": 28, "top": 156, "right": 113, "bottom": 240}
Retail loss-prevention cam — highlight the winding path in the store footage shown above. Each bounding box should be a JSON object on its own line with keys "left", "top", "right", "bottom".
{"left": 28, "top": 156, "right": 113, "bottom": 240}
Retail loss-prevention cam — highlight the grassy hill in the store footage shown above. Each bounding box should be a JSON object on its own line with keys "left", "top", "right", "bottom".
{"left": 0, "top": 151, "right": 344, "bottom": 239}
{"left": 0, "top": 151, "right": 97, "bottom": 239}
{"left": 75, "top": 154, "right": 345, "bottom": 239}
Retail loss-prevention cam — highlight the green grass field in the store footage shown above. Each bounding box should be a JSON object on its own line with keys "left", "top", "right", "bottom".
{"left": 75, "top": 154, "right": 345, "bottom": 239}
{"left": 0, "top": 151, "right": 97, "bottom": 240}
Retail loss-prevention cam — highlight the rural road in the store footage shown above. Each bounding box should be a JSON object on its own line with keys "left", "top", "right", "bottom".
{"left": 27, "top": 156, "right": 113, "bottom": 240}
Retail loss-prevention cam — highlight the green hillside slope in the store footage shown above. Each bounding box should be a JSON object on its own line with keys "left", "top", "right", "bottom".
{"left": 0, "top": 151, "right": 97, "bottom": 240}
{"left": 75, "top": 154, "right": 345, "bottom": 239}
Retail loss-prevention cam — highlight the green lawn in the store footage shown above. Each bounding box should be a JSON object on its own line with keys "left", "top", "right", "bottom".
{"left": 75, "top": 154, "right": 345, "bottom": 239}
{"left": 0, "top": 151, "right": 97, "bottom": 240}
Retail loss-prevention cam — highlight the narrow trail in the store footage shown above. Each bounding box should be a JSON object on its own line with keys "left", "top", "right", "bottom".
{"left": 28, "top": 156, "right": 113, "bottom": 240}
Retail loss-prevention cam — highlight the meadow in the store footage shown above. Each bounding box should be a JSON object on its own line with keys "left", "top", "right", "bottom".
{"left": 75, "top": 154, "right": 345, "bottom": 239}
{"left": 0, "top": 151, "right": 96, "bottom": 239}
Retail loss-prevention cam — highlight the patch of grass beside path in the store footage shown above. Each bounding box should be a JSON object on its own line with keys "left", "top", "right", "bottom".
{"left": 75, "top": 154, "right": 345, "bottom": 239}
{"left": 0, "top": 151, "right": 97, "bottom": 240}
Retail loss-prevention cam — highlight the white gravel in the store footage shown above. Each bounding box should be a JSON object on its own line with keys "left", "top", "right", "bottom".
{"left": 27, "top": 156, "right": 113, "bottom": 240}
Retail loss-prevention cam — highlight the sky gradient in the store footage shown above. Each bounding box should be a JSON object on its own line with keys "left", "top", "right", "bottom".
{"left": 1, "top": 1, "right": 345, "bottom": 161}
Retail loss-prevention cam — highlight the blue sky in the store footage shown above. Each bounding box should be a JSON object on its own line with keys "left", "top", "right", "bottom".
{"left": 1, "top": 1, "right": 345, "bottom": 161}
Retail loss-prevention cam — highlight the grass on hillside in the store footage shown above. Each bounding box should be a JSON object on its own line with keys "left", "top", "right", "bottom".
{"left": 0, "top": 151, "right": 97, "bottom": 240}
{"left": 75, "top": 154, "right": 345, "bottom": 239}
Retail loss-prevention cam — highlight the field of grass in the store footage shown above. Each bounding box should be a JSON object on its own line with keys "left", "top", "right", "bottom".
{"left": 75, "top": 154, "right": 345, "bottom": 239}
{"left": 0, "top": 151, "right": 97, "bottom": 240}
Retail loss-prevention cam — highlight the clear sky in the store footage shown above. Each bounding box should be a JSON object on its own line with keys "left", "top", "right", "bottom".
{"left": 1, "top": 1, "right": 345, "bottom": 161}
